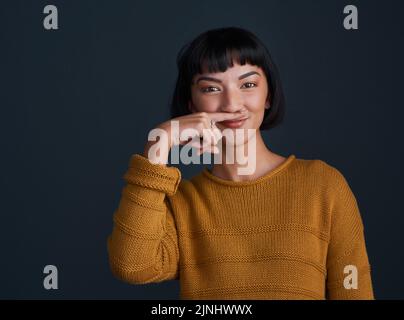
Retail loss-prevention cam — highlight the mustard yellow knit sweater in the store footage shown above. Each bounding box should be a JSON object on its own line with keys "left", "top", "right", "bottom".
{"left": 107, "top": 153, "right": 374, "bottom": 300}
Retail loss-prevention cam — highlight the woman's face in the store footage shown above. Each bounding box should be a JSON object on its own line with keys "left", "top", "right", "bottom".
{"left": 189, "top": 62, "right": 270, "bottom": 144}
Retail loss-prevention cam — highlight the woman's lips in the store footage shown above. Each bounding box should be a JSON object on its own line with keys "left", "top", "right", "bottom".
{"left": 218, "top": 117, "right": 248, "bottom": 128}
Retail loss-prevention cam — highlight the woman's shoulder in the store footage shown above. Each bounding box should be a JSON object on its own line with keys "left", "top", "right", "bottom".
{"left": 292, "top": 155, "right": 350, "bottom": 189}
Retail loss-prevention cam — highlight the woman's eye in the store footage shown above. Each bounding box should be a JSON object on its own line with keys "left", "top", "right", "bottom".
{"left": 201, "top": 86, "right": 220, "bottom": 93}
{"left": 241, "top": 82, "right": 257, "bottom": 89}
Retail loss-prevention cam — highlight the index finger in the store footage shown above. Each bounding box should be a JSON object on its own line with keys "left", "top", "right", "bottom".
{"left": 208, "top": 110, "right": 248, "bottom": 122}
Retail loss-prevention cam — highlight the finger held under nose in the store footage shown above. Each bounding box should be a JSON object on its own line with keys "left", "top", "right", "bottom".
{"left": 209, "top": 110, "right": 248, "bottom": 122}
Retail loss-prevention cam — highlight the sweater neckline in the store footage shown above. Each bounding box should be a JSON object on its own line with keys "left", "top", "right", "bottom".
{"left": 202, "top": 154, "right": 296, "bottom": 186}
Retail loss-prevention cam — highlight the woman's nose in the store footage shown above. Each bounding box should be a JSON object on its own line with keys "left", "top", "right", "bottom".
{"left": 220, "top": 87, "right": 243, "bottom": 113}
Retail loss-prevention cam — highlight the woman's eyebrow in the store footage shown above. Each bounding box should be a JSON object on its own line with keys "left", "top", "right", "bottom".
{"left": 195, "top": 71, "right": 261, "bottom": 84}
{"left": 239, "top": 71, "right": 261, "bottom": 80}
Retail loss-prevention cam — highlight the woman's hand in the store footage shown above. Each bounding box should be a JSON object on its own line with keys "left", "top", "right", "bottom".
{"left": 143, "top": 110, "right": 248, "bottom": 165}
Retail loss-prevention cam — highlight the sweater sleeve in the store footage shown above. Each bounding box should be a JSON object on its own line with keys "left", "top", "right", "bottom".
{"left": 107, "top": 154, "right": 181, "bottom": 284}
{"left": 325, "top": 169, "right": 374, "bottom": 300}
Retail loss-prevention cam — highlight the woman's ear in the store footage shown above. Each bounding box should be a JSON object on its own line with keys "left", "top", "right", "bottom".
{"left": 265, "top": 96, "right": 271, "bottom": 110}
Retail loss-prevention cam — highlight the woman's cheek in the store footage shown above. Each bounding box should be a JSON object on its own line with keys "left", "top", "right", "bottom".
{"left": 245, "top": 95, "right": 265, "bottom": 113}
{"left": 198, "top": 95, "right": 221, "bottom": 112}
{"left": 191, "top": 93, "right": 213, "bottom": 112}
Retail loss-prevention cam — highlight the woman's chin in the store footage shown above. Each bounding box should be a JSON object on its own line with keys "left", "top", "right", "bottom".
{"left": 217, "top": 124, "right": 257, "bottom": 146}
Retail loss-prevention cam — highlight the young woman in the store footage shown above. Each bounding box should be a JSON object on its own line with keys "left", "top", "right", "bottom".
{"left": 107, "top": 27, "right": 374, "bottom": 300}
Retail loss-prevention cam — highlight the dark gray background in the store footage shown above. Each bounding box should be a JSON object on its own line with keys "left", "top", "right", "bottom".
{"left": 0, "top": 0, "right": 403, "bottom": 299}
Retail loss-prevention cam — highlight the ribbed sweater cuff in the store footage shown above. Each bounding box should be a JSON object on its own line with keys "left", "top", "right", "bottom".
{"left": 123, "top": 154, "right": 181, "bottom": 196}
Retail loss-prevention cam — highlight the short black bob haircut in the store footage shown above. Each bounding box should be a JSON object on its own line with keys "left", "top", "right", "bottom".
{"left": 170, "top": 27, "right": 285, "bottom": 131}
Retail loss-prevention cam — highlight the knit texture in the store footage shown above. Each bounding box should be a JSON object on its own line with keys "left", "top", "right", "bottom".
{"left": 107, "top": 153, "right": 374, "bottom": 300}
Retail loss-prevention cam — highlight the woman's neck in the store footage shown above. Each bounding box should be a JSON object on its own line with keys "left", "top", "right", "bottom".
{"left": 211, "top": 131, "right": 286, "bottom": 182}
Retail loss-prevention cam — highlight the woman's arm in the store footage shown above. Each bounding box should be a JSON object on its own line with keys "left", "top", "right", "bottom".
{"left": 107, "top": 153, "right": 181, "bottom": 284}
{"left": 325, "top": 169, "right": 374, "bottom": 299}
